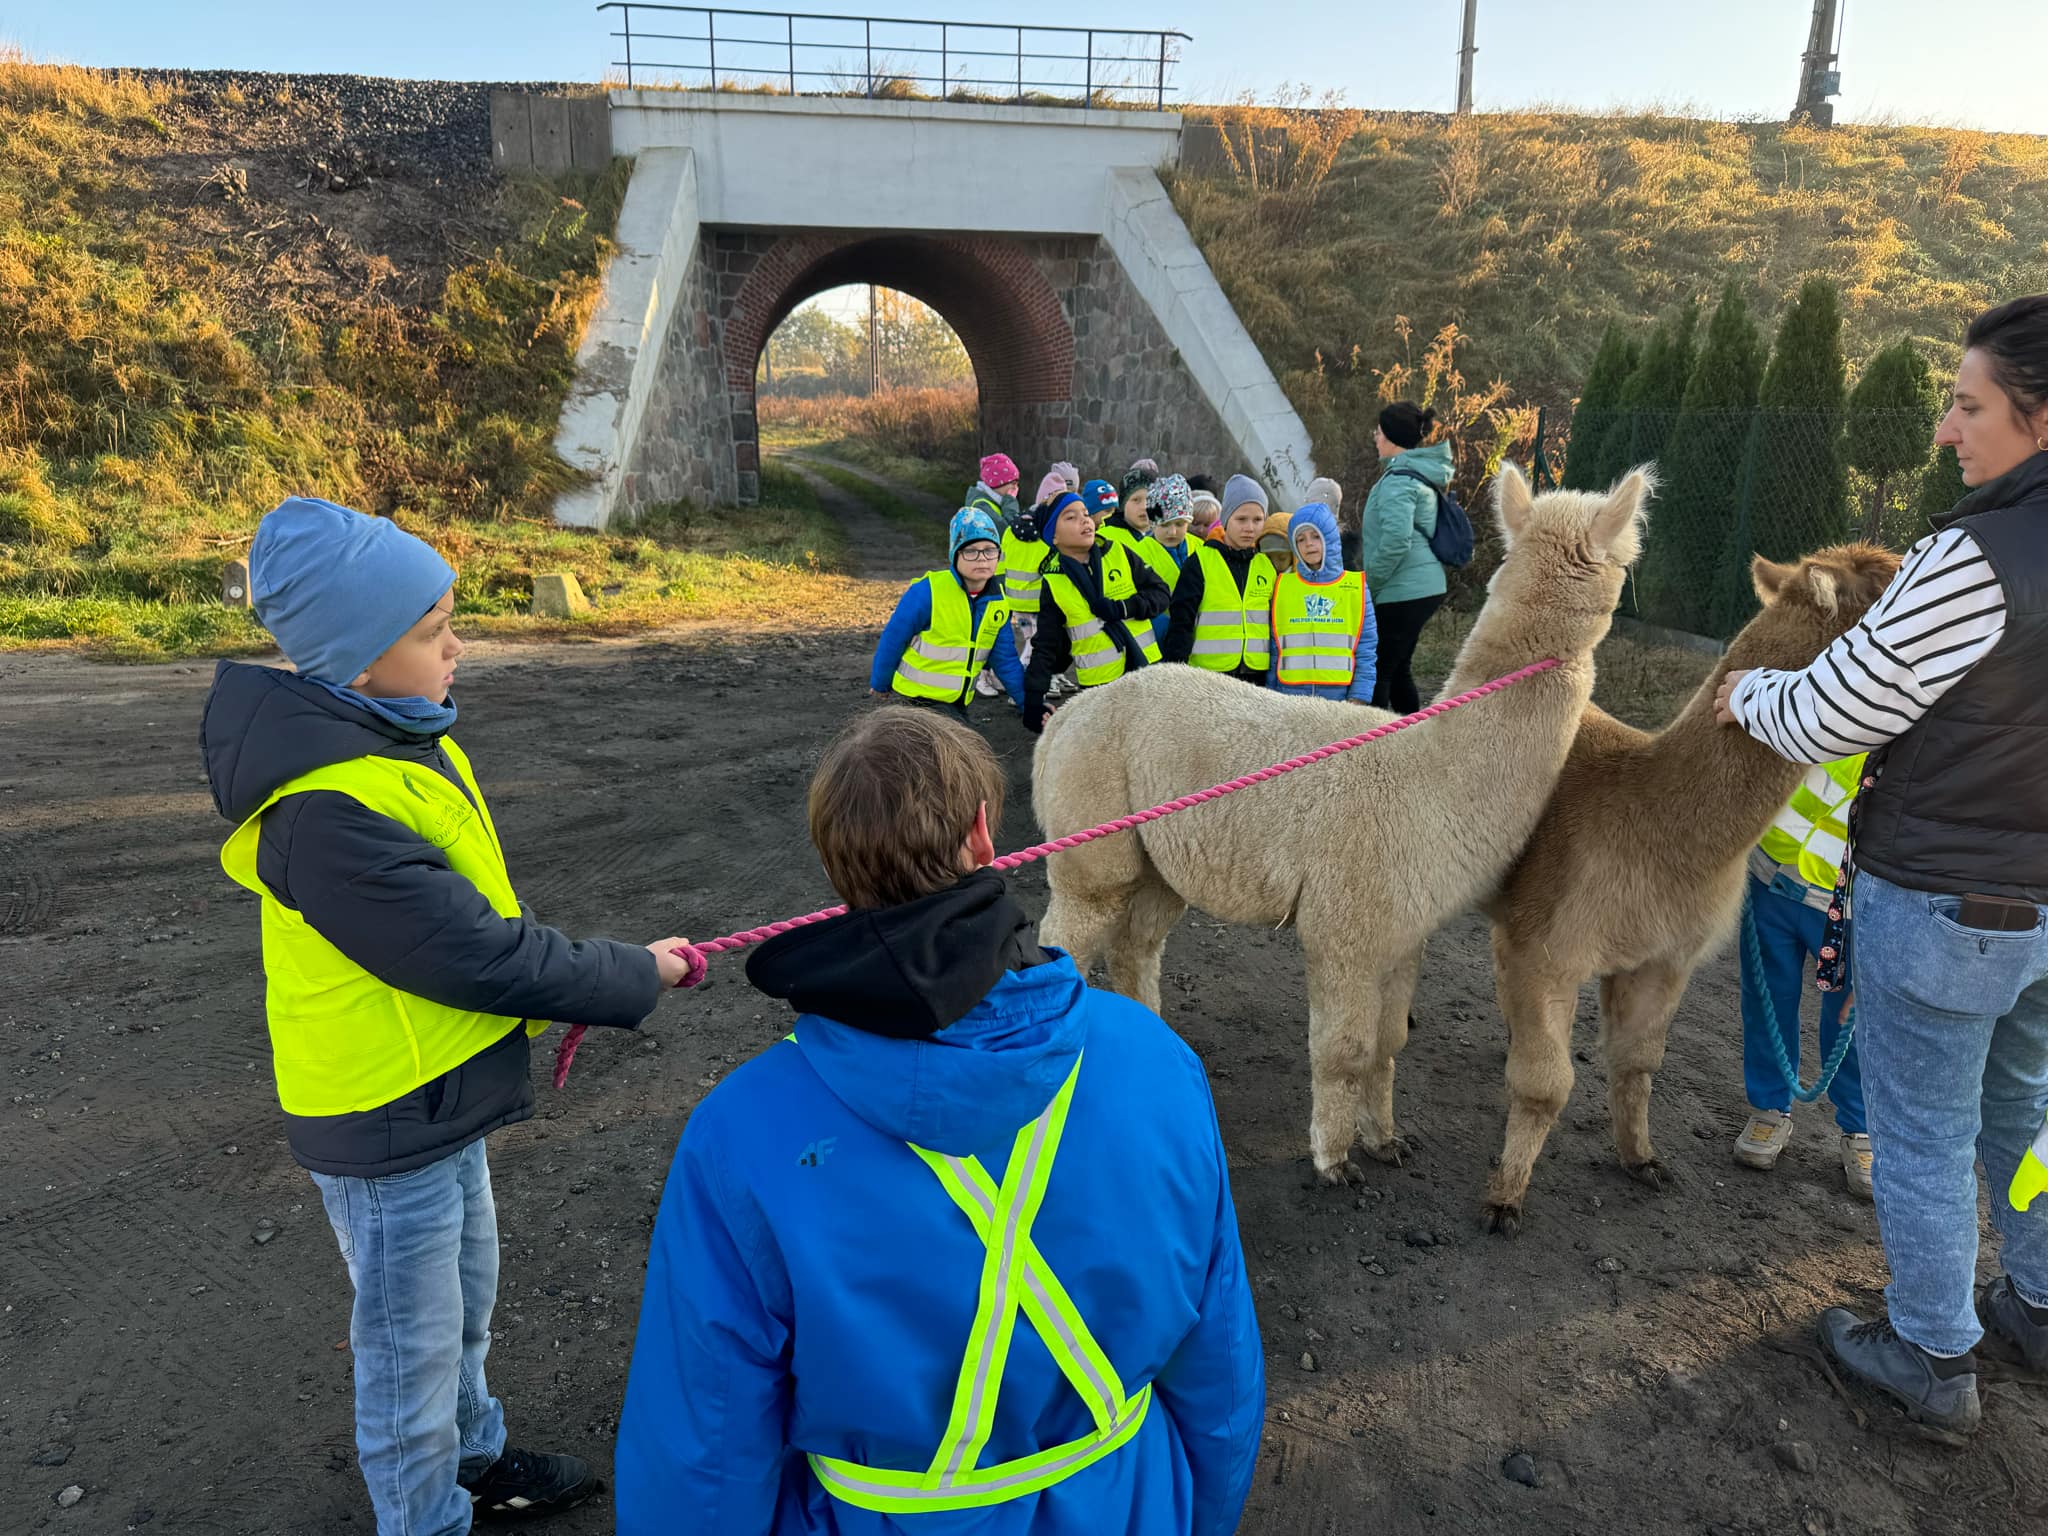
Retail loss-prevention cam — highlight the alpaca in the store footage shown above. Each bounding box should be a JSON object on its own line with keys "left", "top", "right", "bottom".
{"left": 1479, "top": 542, "right": 1902, "bottom": 1234}
{"left": 1033, "top": 464, "right": 1654, "bottom": 1185}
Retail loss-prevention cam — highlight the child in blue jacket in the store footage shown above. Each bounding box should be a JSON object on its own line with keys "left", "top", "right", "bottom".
{"left": 616, "top": 706, "right": 1264, "bottom": 1536}
{"left": 1267, "top": 500, "right": 1377, "bottom": 703}
{"left": 869, "top": 509, "right": 1027, "bottom": 721}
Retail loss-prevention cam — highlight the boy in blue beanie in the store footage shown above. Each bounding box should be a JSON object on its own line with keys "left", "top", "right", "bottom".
{"left": 1267, "top": 501, "right": 1376, "bottom": 703}
{"left": 869, "top": 507, "right": 1028, "bottom": 723}
{"left": 199, "top": 497, "right": 693, "bottom": 1535}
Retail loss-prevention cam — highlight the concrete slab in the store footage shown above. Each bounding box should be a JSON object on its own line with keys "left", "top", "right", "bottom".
{"left": 531, "top": 96, "right": 572, "bottom": 175}
{"left": 567, "top": 95, "right": 612, "bottom": 172}
{"left": 490, "top": 92, "right": 532, "bottom": 171}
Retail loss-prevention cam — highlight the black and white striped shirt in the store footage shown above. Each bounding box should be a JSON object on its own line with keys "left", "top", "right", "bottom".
{"left": 1729, "top": 528, "right": 2008, "bottom": 765}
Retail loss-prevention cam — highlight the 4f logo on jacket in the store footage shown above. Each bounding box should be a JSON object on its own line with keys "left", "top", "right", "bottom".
{"left": 797, "top": 1138, "right": 837, "bottom": 1167}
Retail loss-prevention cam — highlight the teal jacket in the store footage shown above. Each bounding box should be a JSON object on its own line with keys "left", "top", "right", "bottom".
{"left": 1359, "top": 440, "right": 1453, "bottom": 604}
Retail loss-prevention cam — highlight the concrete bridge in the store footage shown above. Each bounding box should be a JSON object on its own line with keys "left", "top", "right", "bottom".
{"left": 515, "top": 89, "right": 1317, "bottom": 527}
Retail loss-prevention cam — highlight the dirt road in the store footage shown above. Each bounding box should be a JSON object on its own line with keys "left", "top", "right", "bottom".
{"left": 3, "top": 627, "right": 2042, "bottom": 1534}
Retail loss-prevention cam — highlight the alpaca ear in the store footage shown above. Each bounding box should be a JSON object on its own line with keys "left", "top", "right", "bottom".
{"left": 1590, "top": 466, "right": 1654, "bottom": 564}
{"left": 1752, "top": 555, "right": 1796, "bottom": 606}
{"left": 1494, "top": 462, "right": 1533, "bottom": 544}
{"left": 1806, "top": 565, "right": 1842, "bottom": 618}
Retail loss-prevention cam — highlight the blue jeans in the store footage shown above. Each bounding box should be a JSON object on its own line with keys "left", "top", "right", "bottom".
{"left": 312, "top": 1139, "right": 507, "bottom": 1536}
{"left": 1739, "top": 874, "right": 1865, "bottom": 1134}
{"left": 1852, "top": 870, "right": 2048, "bottom": 1356}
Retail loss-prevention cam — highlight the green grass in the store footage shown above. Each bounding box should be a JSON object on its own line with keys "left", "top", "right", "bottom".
{"left": 1175, "top": 107, "right": 2048, "bottom": 492}
{"left": 802, "top": 459, "right": 949, "bottom": 555}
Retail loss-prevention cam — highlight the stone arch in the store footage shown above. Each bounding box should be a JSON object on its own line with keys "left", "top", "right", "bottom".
{"left": 715, "top": 232, "right": 1077, "bottom": 498}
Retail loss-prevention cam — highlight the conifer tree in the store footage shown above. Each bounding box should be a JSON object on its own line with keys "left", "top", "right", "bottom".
{"left": 1563, "top": 322, "right": 1638, "bottom": 491}
{"left": 1751, "top": 277, "right": 1850, "bottom": 560}
{"left": 1846, "top": 338, "right": 1938, "bottom": 540}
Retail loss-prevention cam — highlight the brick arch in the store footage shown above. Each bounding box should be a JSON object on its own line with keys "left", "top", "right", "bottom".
{"left": 714, "top": 232, "right": 1076, "bottom": 498}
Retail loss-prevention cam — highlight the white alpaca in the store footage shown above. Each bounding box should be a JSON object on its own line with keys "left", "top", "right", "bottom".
{"left": 1032, "top": 464, "right": 1654, "bottom": 1184}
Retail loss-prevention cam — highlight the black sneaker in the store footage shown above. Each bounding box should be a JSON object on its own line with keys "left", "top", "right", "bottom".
{"left": 1977, "top": 1276, "right": 2048, "bottom": 1377}
{"left": 462, "top": 1446, "right": 602, "bottom": 1521}
{"left": 1818, "top": 1307, "right": 1981, "bottom": 1435}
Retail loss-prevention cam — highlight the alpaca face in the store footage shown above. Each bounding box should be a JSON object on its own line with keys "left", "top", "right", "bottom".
{"left": 1728, "top": 542, "right": 1902, "bottom": 670}
{"left": 1480, "top": 464, "right": 1655, "bottom": 649}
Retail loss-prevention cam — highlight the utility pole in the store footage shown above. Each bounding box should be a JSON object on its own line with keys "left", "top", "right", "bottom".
{"left": 867, "top": 286, "right": 880, "bottom": 395}
{"left": 1454, "top": 0, "right": 1477, "bottom": 115}
{"left": 1791, "top": 0, "right": 1843, "bottom": 127}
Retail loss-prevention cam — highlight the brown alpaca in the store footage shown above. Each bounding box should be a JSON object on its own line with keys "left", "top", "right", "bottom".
{"left": 1480, "top": 543, "right": 1901, "bottom": 1234}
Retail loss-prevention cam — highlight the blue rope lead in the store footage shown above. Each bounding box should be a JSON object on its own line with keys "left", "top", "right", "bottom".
{"left": 1740, "top": 890, "right": 1856, "bottom": 1103}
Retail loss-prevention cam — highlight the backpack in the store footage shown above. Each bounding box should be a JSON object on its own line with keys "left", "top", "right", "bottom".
{"left": 1385, "top": 466, "right": 1474, "bottom": 569}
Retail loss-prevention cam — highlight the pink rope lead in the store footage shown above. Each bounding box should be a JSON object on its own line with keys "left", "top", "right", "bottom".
{"left": 551, "top": 656, "right": 1563, "bottom": 1088}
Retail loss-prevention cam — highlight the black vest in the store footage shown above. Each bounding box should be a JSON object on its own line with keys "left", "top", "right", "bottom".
{"left": 1856, "top": 453, "right": 2048, "bottom": 901}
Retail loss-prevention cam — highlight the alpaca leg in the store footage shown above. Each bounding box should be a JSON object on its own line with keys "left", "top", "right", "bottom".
{"left": 1484, "top": 935, "right": 1581, "bottom": 1236}
{"left": 1304, "top": 944, "right": 1375, "bottom": 1186}
{"left": 1103, "top": 876, "right": 1186, "bottom": 1014}
{"left": 1598, "top": 958, "right": 1689, "bottom": 1189}
{"left": 1039, "top": 888, "right": 1122, "bottom": 984}
{"left": 1357, "top": 944, "right": 1424, "bottom": 1165}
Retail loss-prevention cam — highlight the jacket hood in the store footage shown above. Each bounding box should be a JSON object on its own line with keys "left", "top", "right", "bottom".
{"left": 1938, "top": 448, "right": 2048, "bottom": 530}
{"left": 967, "top": 481, "right": 1021, "bottom": 523}
{"left": 200, "top": 661, "right": 430, "bottom": 823}
{"left": 1386, "top": 439, "right": 1454, "bottom": 487}
{"left": 747, "top": 872, "right": 1081, "bottom": 1153}
{"left": 1288, "top": 502, "right": 1344, "bottom": 581}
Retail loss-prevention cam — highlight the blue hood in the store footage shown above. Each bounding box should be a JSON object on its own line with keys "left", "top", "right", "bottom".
{"left": 1288, "top": 501, "right": 1343, "bottom": 582}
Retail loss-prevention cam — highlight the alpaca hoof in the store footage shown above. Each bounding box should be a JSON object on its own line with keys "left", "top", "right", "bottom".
{"left": 1483, "top": 1201, "right": 1523, "bottom": 1238}
{"left": 1625, "top": 1157, "right": 1670, "bottom": 1192}
{"left": 1315, "top": 1157, "right": 1370, "bottom": 1189}
{"left": 1361, "top": 1134, "right": 1413, "bottom": 1168}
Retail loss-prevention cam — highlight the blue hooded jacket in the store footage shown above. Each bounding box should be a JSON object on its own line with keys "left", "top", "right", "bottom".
{"left": 616, "top": 873, "right": 1264, "bottom": 1535}
{"left": 870, "top": 568, "right": 1027, "bottom": 710}
{"left": 1267, "top": 501, "right": 1377, "bottom": 703}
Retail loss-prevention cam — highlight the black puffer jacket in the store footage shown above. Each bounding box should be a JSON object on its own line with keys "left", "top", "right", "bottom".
{"left": 201, "top": 664, "right": 660, "bottom": 1177}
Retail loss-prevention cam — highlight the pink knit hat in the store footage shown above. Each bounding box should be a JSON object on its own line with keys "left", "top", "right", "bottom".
{"left": 1035, "top": 470, "right": 1068, "bottom": 506}
{"left": 1051, "top": 461, "right": 1080, "bottom": 489}
{"left": 979, "top": 452, "right": 1020, "bottom": 490}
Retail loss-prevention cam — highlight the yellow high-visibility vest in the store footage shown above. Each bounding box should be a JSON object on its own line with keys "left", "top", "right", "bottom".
{"left": 1758, "top": 756, "right": 1866, "bottom": 893}
{"left": 810, "top": 1056, "right": 1153, "bottom": 1513}
{"left": 1097, "top": 524, "right": 1182, "bottom": 592}
{"left": 892, "top": 572, "right": 1012, "bottom": 705}
{"left": 220, "top": 739, "right": 544, "bottom": 1116}
{"left": 1269, "top": 569, "right": 1367, "bottom": 686}
{"left": 1000, "top": 528, "right": 1044, "bottom": 613}
{"left": 1189, "top": 543, "right": 1275, "bottom": 672}
{"left": 1040, "top": 542, "right": 1162, "bottom": 687}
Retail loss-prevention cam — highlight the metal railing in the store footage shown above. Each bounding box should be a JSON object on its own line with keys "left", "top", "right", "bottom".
{"left": 596, "top": 4, "right": 1190, "bottom": 109}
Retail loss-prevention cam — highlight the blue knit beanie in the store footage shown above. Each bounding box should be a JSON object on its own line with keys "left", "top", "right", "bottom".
{"left": 1080, "top": 479, "right": 1119, "bottom": 516}
{"left": 948, "top": 506, "right": 1001, "bottom": 567}
{"left": 249, "top": 498, "right": 456, "bottom": 685}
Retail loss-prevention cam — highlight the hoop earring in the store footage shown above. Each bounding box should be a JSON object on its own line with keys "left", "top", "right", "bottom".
{"left": 2038, "top": 435, "right": 2048, "bottom": 453}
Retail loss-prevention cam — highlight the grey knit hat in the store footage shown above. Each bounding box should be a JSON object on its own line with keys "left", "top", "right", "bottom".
{"left": 1221, "top": 473, "right": 1268, "bottom": 518}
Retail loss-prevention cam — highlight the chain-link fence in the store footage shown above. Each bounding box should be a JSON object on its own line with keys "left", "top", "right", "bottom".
{"left": 1558, "top": 406, "right": 1955, "bottom": 640}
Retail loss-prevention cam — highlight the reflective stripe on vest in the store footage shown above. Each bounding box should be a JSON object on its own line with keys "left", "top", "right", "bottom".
{"left": 1001, "top": 528, "right": 1043, "bottom": 612}
{"left": 1041, "top": 543, "right": 1162, "bottom": 688}
{"left": 219, "top": 739, "right": 543, "bottom": 1116}
{"left": 1757, "top": 754, "right": 1866, "bottom": 892}
{"left": 1190, "top": 543, "right": 1274, "bottom": 671}
{"left": 810, "top": 1056, "right": 1153, "bottom": 1513}
{"left": 1270, "top": 570, "right": 1364, "bottom": 686}
{"left": 892, "top": 572, "right": 1011, "bottom": 704}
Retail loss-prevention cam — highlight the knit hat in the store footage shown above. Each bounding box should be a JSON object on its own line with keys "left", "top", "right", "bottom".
{"left": 249, "top": 497, "right": 456, "bottom": 686}
{"left": 1051, "top": 461, "right": 1080, "bottom": 490}
{"left": 948, "top": 507, "right": 1002, "bottom": 566}
{"left": 1304, "top": 476, "right": 1343, "bottom": 513}
{"left": 1035, "top": 470, "right": 1068, "bottom": 506}
{"left": 1079, "top": 479, "right": 1119, "bottom": 516}
{"left": 978, "top": 452, "right": 1020, "bottom": 491}
{"left": 1188, "top": 489, "right": 1222, "bottom": 530}
{"left": 1150, "top": 473, "right": 1193, "bottom": 523}
{"left": 1121, "top": 459, "right": 1159, "bottom": 495}
{"left": 1221, "top": 473, "right": 1268, "bottom": 518}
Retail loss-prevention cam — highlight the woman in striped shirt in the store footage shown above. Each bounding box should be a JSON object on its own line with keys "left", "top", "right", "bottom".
{"left": 1713, "top": 295, "right": 2048, "bottom": 1436}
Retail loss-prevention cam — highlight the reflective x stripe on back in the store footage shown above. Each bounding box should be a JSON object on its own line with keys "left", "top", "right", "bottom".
{"left": 808, "top": 1055, "right": 1151, "bottom": 1513}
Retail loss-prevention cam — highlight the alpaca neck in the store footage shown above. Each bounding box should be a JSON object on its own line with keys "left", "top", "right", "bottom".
{"left": 1644, "top": 665, "right": 1808, "bottom": 867}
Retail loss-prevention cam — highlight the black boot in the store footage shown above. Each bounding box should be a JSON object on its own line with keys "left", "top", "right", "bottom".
{"left": 1977, "top": 1276, "right": 2048, "bottom": 1376}
{"left": 462, "top": 1446, "right": 603, "bottom": 1521}
{"left": 1818, "top": 1308, "right": 1981, "bottom": 1435}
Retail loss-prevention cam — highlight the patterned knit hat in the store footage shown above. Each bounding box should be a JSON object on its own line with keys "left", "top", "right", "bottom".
{"left": 1121, "top": 460, "right": 1159, "bottom": 496}
{"left": 978, "top": 453, "right": 1020, "bottom": 491}
{"left": 1150, "top": 473, "right": 1193, "bottom": 523}
{"left": 948, "top": 507, "right": 1002, "bottom": 566}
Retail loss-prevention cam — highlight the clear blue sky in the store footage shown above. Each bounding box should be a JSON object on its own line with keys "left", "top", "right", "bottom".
{"left": 15, "top": 0, "right": 2046, "bottom": 132}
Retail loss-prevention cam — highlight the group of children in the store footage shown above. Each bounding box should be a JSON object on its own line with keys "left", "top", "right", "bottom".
{"left": 869, "top": 448, "right": 1383, "bottom": 732}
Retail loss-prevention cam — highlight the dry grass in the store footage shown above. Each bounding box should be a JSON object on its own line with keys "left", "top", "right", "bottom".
{"left": 1173, "top": 106, "right": 2048, "bottom": 477}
